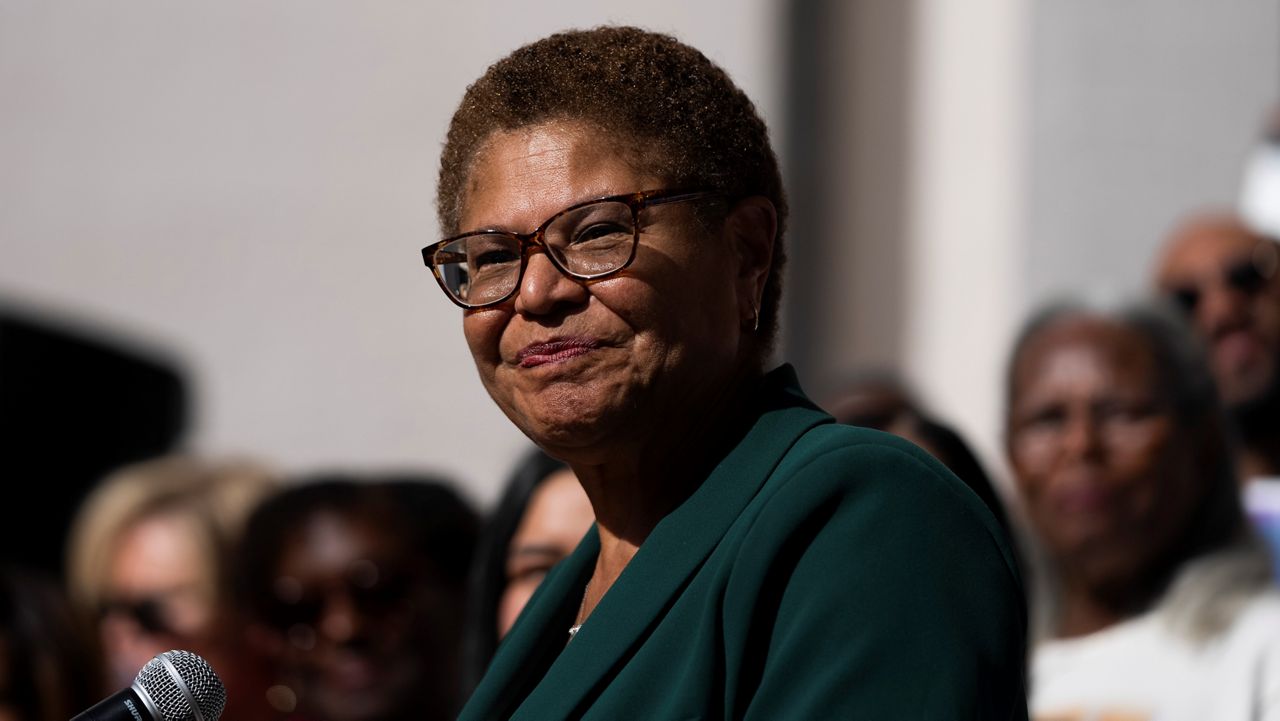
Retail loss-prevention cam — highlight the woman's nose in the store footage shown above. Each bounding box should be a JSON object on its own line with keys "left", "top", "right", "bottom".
{"left": 1061, "top": 412, "right": 1103, "bottom": 460}
{"left": 317, "top": 592, "right": 363, "bottom": 642}
{"left": 514, "top": 252, "right": 589, "bottom": 316}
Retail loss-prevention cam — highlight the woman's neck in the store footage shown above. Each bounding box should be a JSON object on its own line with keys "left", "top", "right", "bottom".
{"left": 1055, "top": 588, "right": 1128, "bottom": 639}
{"left": 1055, "top": 569, "right": 1165, "bottom": 639}
{"left": 567, "top": 366, "right": 762, "bottom": 620}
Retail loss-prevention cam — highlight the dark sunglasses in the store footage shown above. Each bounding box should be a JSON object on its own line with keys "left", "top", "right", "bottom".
{"left": 264, "top": 567, "right": 416, "bottom": 631}
{"left": 99, "top": 596, "right": 177, "bottom": 636}
{"left": 1166, "top": 247, "right": 1278, "bottom": 315}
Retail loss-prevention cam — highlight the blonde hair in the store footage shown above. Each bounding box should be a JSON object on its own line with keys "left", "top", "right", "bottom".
{"left": 66, "top": 455, "right": 277, "bottom": 620}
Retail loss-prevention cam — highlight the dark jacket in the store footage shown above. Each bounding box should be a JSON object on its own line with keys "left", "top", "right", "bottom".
{"left": 459, "top": 365, "right": 1028, "bottom": 720}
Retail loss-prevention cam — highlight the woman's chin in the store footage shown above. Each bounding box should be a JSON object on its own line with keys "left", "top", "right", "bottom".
{"left": 507, "top": 403, "right": 628, "bottom": 459}
{"left": 519, "top": 411, "right": 617, "bottom": 455}
{"left": 496, "top": 375, "right": 632, "bottom": 441}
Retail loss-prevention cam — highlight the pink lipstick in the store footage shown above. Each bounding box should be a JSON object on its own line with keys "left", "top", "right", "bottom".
{"left": 516, "top": 337, "right": 601, "bottom": 367}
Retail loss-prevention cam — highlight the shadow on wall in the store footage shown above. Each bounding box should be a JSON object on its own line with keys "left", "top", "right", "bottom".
{"left": 0, "top": 301, "right": 189, "bottom": 581}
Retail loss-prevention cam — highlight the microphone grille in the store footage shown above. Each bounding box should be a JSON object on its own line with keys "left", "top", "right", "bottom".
{"left": 135, "top": 650, "right": 227, "bottom": 721}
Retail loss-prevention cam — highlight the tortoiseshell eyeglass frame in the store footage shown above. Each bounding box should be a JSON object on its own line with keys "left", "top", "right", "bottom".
{"left": 421, "top": 188, "right": 719, "bottom": 309}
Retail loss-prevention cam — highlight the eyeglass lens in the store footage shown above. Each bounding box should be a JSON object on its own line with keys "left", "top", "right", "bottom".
{"left": 99, "top": 597, "right": 175, "bottom": 636}
{"left": 434, "top": 200, "right": 637, "bottom": 305}
{"left": 267, "top": 564, "right": 414, "bottom": 630}
{"left": 1168, "top": 256, "right": 1272, "bottom": 315}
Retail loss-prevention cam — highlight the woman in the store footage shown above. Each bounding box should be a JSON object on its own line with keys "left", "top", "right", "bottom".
{"left": 1005, "top": 301, "right": 1280, "bottom": 719}
{"left": 462, "top": 448, "right": 593, "bottom": 695}
{"left": 66, "top": 455, "right": 278, "bottom": 721}
{"left": 237, "top": 475, "right": 478, "bottom": 721}
{"left": 424, "top": 26, "right": 1027, "bottom": 719}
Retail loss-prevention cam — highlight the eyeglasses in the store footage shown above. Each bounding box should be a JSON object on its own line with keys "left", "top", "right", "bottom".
{"left": 264, "top": 562, "right": 416, "bottom": 631}
{"left": 422, "top": 188, "right": 719, "bottom": 309}
{"left": 1164, "top": 241, "right": 1280, "bottom": 315}
{"left": 99, "top": 596, "right": 180, "bottom": 637}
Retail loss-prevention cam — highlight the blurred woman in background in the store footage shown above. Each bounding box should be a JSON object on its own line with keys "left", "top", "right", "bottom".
{"left": 1005, "top": 300, "right": 1280, "bottom": 719}
{"left": 238, "top": 475, "right": 478, "bottom": 721}
{"left": 66, "top": 455, "right": 278, "bottom": 721}
{"left": 462, "top": 448, "right": 593, "bottom": 694}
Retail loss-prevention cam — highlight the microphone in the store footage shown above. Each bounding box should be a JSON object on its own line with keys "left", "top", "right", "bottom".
{"left": 72, "top": 650, "right": 227, "bottom": 721}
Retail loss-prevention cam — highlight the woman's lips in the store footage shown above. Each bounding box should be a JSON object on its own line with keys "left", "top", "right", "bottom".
{"left": 1046, "top": 479, "right": 1115, "bottom": 515}
{"left": 324, "top": 651, "right": 379, "bottom": 691}
{"left": 516, "top": 337, "right": 601, "bottom": 368}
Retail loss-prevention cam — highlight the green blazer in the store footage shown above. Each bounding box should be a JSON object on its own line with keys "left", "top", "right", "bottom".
{"left": 460, "top": 366, "right": 1028, "bottom": 720}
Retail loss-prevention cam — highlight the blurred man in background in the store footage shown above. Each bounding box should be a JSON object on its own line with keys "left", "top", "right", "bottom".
{"left": 1154, "top": 212, "right": 1280, "bottom": 481}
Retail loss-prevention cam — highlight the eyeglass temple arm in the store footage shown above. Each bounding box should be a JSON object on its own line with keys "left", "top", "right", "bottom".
{"left": 643, "top": 190, "right": 718, "bottom": 207}
{"left": 424, "top": 249, "right": 468, "bottom": 268}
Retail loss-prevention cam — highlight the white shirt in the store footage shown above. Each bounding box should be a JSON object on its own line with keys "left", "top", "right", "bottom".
{"left": 1031, "top": 591, "right": 1280, "bottom": 721}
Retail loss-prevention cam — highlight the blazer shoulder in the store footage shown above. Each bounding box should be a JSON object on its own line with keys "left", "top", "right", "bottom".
{"left": 720, "top": 422, "right": 1030, "bottom": 720}
{"left": 769, "top": 422, "right": 977, "bottom": 511}
{"left": 751, "top": 422, "right": 1020, "bottom": 581}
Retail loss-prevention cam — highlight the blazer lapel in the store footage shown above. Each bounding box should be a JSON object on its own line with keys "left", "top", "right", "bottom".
{"left": 458, "top": 527, "right": 598, "bottom": 721}
{"left": 509, "top": 365, "right": 831, "bottom": 719}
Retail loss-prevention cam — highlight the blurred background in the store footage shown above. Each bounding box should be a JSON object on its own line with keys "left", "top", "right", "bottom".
{"left": 1, "top": 0, "right": 1275, "bottom": 514}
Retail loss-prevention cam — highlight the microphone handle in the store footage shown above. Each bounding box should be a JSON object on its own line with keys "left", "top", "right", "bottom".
{"left": 71, "top": 687, "right": 154, "bottom": 721}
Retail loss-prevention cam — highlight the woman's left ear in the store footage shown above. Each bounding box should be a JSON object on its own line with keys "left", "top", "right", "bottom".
{"left": 724, "top": 196, "right": 777, "bottom": 325}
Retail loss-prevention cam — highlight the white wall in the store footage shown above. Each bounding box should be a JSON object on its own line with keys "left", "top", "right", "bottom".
{"left": 6, "top": 1, "right": 1273, "bottom": 511}
{"left": 902, "top": 0, "right": 1027, "bottom": 486}
{"left": 1025, "top": 0, "right": 1279, "bottom": 305}
{"left": 792, "top": 0, "right": 1277, "bottom": 495}
{"left": 912, "top": 0, "right": 1277, "bottom": 489}
{"left": 0, "top": 1, "right": 784, "bottom": 507}
{"left": 911, "top": 0, "right": 1278, "bottom": 488}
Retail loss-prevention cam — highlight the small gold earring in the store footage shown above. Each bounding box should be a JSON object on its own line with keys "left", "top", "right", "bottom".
{"left": 750, "top": 305, "right": 760, "bottom": 332}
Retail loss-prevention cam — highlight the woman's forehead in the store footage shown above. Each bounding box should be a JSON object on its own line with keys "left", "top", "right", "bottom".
{"left": 1014, "top": 317, "right": 1156, "bottom": 392}
{"left": 460, "top": 123, "right": 657, "bottom": 231}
